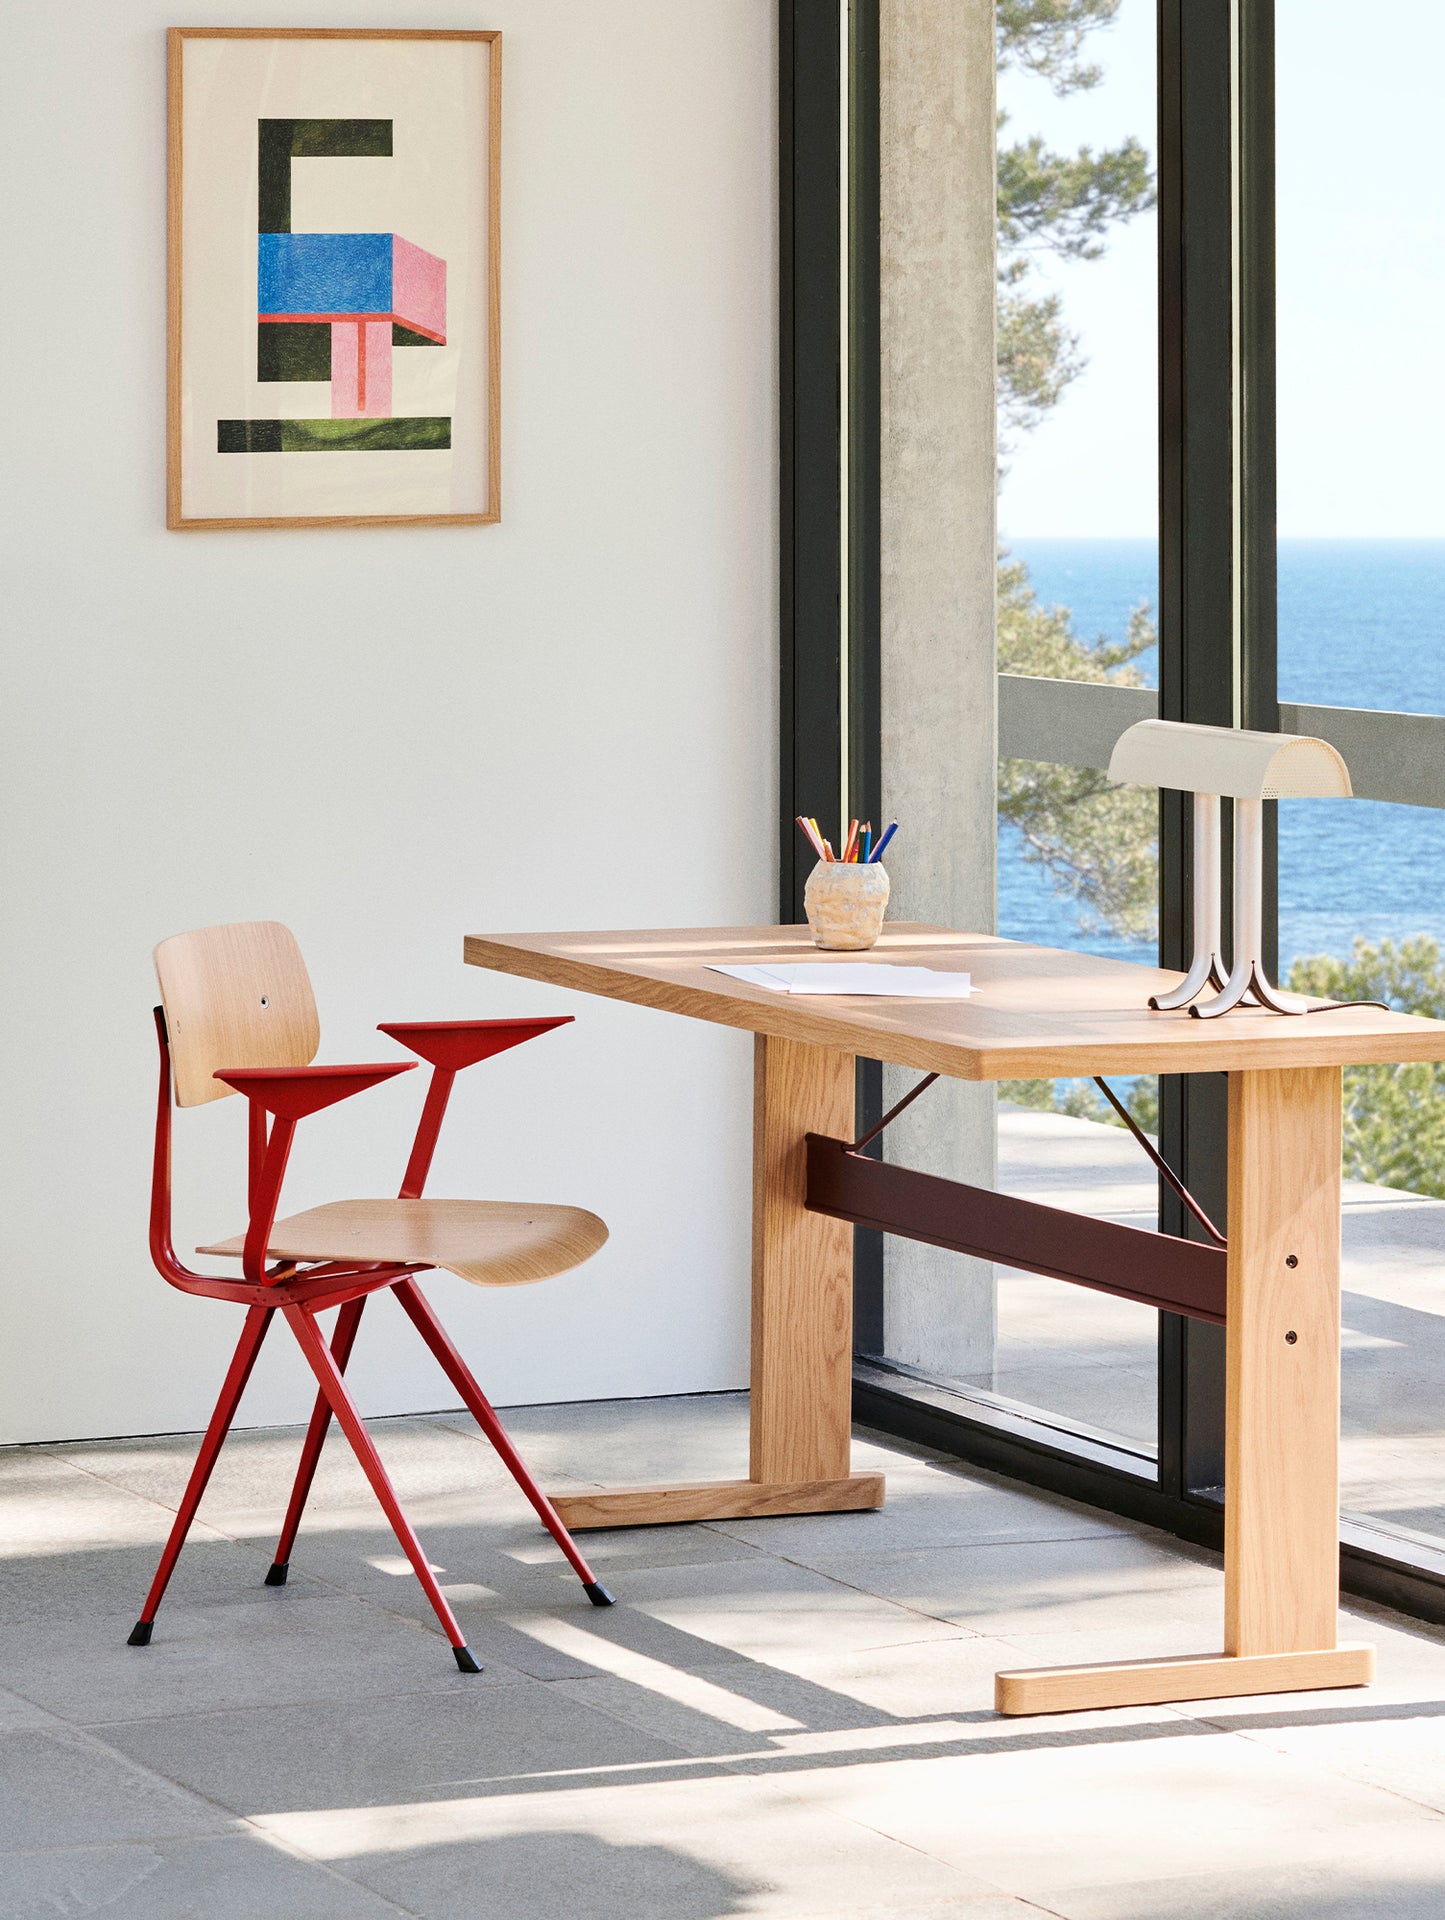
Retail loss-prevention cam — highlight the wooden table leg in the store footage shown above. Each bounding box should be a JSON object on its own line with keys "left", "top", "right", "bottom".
{"left": 550, "top": 1035, "right": 884, "bottom": 1531}
{"left": 996, "top": 1065, "right": 1372, "bottom": 1713}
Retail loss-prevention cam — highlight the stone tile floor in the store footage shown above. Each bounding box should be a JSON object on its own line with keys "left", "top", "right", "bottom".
{"left": 6, "top": 1392, "right": 1445, "bottom": 1916}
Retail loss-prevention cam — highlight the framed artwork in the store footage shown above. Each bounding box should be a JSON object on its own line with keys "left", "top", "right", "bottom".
{"left": 167, "top": 28, "right": 500, "bottom": 530}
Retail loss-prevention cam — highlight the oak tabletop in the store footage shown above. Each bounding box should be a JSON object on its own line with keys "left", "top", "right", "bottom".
{"left": 463, "top": 923, "right": 1445, "bottom": 1082}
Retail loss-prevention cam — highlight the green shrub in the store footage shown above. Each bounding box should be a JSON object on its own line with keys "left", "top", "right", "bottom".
{"left": 1288, "top": 937, "right": 1445, "bottom": 1198}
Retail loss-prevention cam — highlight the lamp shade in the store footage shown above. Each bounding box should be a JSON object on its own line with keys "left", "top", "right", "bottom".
{"left": 1107, "top": 719, "right": 1352, "bottom": 799}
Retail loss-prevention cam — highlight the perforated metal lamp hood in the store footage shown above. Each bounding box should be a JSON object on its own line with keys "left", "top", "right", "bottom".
{"left": 1106, "top": 719, "right": 1354, "bottom": 1019}
{"left": 1106, "top": 718, "right": 1352, "bottom": 801}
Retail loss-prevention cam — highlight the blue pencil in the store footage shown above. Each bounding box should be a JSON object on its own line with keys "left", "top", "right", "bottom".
{"left": 869, "top": 821, "right": 898, "bottom": 862}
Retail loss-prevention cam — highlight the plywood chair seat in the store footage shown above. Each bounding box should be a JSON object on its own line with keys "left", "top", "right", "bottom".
{"left": 200, "top": 1197, "right": 608, "bottom": 1288}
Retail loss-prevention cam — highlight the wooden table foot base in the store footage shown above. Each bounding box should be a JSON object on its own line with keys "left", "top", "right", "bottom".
{"left": 995, "top": 1642, "right": 1375, "bottom": 1716}
{"left": 549, "top": 1473, "right": 885, "bottom": 1531}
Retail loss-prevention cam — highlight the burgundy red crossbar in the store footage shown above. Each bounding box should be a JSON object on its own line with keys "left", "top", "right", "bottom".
{"left": 804, "top": 1133, "right": 1227, "bottom": 1325}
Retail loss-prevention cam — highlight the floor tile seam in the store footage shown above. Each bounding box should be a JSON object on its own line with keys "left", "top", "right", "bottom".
{"left": 957, "top": 1898, "right": 1072, "bottom": 1920}
{"left": 125, "top": 1566, "right": 447, "bottom": 1629}
{"left": 759, "top": 1547, "right": 1222, "bottom": 1631}
{"left": 0, "top": 1822, "right": 419, "bottom": 1916}
{"left": 0, "top": 1838, "right": 231, "bottom": 1863}
{"left": 713, "top": 1758, "right": 1032, "bottom": 1901}
{"left": 32, "top": 1431, "right": 582, "bottom": 1510}
{"left": 785, "top": 1901, "right": 1069, "bottom": 1920}
{"left": 692, "top": 1518, "right": 800, "bottom": 1557}
{"left": 809, "top": 1629, "right": 986, "bottom": 1655}
{"left": 1195, "top": 1714, "right": 1445, "bottom": 1824}
{"left": 759, "top": 1554, "right": 990, "bottom": 1636}
{"left": 519, "top": 1669, "right": 766, "bottom": 1765}
{"left": 22, "top": 1447, "right": 255, "bottom": 1532}
{"left": 64, "top": 1674, "right": 536, "bottom": 1732}
{"left": 228, "top": 1812, "right": 428, "bottom": 1917}
{"left": 181, "top": 1550, "right": 543, "bottom": 1633}
{"left": 420, "top": 1414, "right": 622, "bottom": 1491}
{"left": 65, "top": 1664, "right": 542, "bottom": 1733}
{"left": 774, "top": 1524, "right": 1191, "bottom": 1564}
{"left": 0, "top": 1715, "right": 251, "bottom": 1838}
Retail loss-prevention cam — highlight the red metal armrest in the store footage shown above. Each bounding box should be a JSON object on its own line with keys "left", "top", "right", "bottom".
{"left": 377, "top": 1017, "right": 574, "bottom": 1198}
{"left": 215, "top": 1062, "right": 415, "bottom": 1119}
{"left": 214, "top": 1063, "right": 417, "bottom": 1284}
{"left": 377, "top": 1017, "right": 572, "bottom": 1071}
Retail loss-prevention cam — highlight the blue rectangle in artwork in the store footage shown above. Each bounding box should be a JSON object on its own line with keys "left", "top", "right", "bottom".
{"left": 257, "top": 233, "right": 394, "bottom": 317}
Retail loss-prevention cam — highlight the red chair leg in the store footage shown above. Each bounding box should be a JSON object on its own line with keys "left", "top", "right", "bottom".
{"left": 128, "top": 1304, "right": 273, "bottom": 1646}
{"left": 392, "top": 1276, "right": 614, "bottom": 1606}
{"left": 281, "top": 1303, "right": 481, "bottom": 1672}
{"left": 266, "top": 1295, "right": 368, "bottom": 1586}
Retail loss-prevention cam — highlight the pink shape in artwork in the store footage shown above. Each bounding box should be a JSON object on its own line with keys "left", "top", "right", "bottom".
{"left": 392, "top": 237, "right": 447, "bottom": 342}
{"left": 330, "top": 320, "right": 394, "bottom": 419}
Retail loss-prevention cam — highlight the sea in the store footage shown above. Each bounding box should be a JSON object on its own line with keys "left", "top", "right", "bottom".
{"left": 1000, "top": 538, "right": 1445, "bottom": 974}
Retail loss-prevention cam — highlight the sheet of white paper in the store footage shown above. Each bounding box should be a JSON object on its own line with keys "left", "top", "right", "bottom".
{"left": 708, "top": 964, "right": 796, "bottom": 990}
{"left": 708, "top": 962, "right": 974, "bottom": 998}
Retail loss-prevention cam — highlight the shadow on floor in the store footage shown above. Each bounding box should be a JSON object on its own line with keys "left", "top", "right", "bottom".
{"left": 328, "top": 1831, "right": 753, "bottom": 1920}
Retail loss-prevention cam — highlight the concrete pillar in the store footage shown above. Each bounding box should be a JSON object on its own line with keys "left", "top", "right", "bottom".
{"left": 878, "top": 0, "right": 999, "bottom": 1378}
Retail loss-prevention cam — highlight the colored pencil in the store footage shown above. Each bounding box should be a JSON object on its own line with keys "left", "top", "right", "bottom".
{"left": 798, "top": 814, "right": 899, "bottom": 864}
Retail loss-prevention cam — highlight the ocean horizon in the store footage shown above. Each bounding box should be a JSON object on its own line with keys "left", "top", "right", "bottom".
{"left": 1000, "top": 538, "right": 1445, "bottom": 972}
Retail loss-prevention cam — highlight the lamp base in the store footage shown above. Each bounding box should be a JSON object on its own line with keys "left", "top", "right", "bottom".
{"left": 1149, "top": 954, "right": 1229, "bottom": 1012}
{"left": 1191, "top": 959, "right": 1305, "bottom": 1020}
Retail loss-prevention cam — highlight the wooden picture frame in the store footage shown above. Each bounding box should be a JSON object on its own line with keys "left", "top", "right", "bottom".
{"left": 167, "top": 28, "right": 500, "bottom": 530}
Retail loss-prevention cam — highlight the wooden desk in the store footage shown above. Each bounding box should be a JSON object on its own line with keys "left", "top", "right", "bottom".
{"left": 465, "top": 923, "right": 1445, "bottom": 1715}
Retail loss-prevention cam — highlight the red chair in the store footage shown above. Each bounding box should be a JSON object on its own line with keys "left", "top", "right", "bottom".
{"left": 132, "top": 920, "right": 614, "bottom": 1671}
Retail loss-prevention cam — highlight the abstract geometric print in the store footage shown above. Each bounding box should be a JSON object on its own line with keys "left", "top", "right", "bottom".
{"left": 218, "top": 118, "right": 451, "bottom": 453}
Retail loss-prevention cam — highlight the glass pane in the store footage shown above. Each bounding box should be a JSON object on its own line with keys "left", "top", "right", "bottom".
{"left": 1277, "top": 0, "right": 1445, "bottom": 1544}
{"left": 989, "top": 0, "right": 1159, "bottom": 1454}
{"left": 997, "top": 0, "right": 1159, "bottom": 969}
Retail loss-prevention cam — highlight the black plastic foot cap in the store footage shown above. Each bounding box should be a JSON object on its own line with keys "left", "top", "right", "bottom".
{"left": 127, "top": 1621, "right": 153, "bottom": 1647}
{"left": 264, "top": 1562, "right": 289, "bottom": 1587}
{"left": 584, "top": 1581, "right": 616, "bottom": 1608}
{"left": 453, "top": 1645, "right": 482, "bottom": 1674}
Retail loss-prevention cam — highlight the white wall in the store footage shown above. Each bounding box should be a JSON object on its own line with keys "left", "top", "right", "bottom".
{"left": 1, "top": 2, "right": 777, "bottom": 1443}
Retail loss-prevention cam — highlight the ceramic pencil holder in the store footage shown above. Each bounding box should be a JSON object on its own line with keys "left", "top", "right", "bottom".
{"left": 804, "top": 860, "right": 890, "bottom": 950}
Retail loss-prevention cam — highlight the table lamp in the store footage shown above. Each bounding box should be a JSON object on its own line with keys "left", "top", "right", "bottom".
{"left": 1107, "top": 719, "right": 1351, "bottom": 1019}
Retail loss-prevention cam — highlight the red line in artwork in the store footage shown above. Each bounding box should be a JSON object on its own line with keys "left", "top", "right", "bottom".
{"left": 357, "top": 320, "right": 367, "bottom": 412}
{"left": 257, "top": 312, "right": 446, "bottom": 344}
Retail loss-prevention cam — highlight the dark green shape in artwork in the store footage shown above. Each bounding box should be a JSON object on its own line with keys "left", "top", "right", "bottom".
{"left": 257, "top": 119, "right": 393, "bottom": 233}
{"left": 392, "top": 324, "right": 444, "bottom": 348}
{"left": 217, "top": 418, "right": 452, "bottom": 453}
{"left": 218, "top": 419, "right": 283, "bottom": 453}
{"left": 257, "top": 121, "right": 297, "bottom": 234}
{"left": 257, "top": 322, "right": 332, "bottom": 382}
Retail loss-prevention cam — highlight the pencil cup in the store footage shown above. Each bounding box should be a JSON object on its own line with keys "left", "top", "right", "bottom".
{"left": 804, "top": 861, "right": 890, "bottom": 950}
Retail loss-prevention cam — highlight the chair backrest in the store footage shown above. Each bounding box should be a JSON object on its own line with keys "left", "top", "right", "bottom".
{"left": 154, "top": 922, "right": 320, "bottom": 1107}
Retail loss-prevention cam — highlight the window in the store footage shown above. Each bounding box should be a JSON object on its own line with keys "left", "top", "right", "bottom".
{"left": 1276, "top": 0, "right": 1445, "bottom": 1565}
{"left": 782, "top": 0, "right": 1445, "bottom": 1619}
